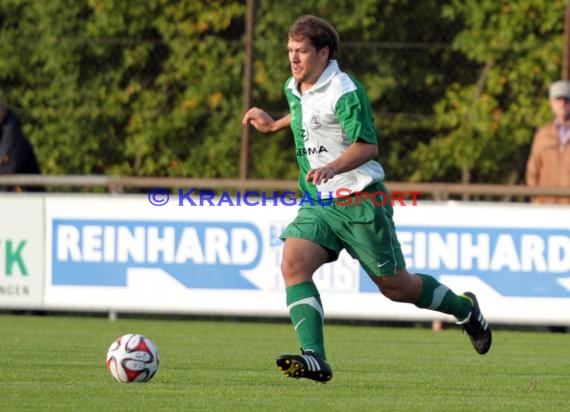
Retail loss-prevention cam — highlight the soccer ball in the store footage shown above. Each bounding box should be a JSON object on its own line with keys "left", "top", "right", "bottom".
{"left": 106, "top": 333, "right": 160, "bottom": 383}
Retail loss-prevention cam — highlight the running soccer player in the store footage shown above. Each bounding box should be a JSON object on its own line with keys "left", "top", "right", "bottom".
{"left": 242, "top": 15, "right": 491, "bottom": 383}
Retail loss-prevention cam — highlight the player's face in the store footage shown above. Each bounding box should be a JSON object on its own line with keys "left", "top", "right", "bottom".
{"left": 287, "top": 37, "right": 329, "bottom": 88}
{"left": 550, "top": 97, "right": 570, "bottom": 123}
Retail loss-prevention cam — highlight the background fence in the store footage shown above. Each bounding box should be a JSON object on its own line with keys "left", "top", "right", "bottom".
{"left": 2, "top": 175, "right": 570, "bottom": 202}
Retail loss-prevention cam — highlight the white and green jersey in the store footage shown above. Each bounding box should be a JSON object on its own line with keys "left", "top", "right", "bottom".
{"left": 284, "top": 60, "right": 385, "bottom": 201}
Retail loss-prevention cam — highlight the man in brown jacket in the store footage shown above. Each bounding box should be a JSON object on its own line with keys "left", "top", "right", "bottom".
{"left": 526, "top": 80, "right": 570, "bottom": 204}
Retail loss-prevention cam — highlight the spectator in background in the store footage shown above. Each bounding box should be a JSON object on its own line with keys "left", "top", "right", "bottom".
{"left": 0, "top": 102, "right": 44, "bottom": 192}
{"left": 526, "top": 80, "right": 570, "bottom": 204}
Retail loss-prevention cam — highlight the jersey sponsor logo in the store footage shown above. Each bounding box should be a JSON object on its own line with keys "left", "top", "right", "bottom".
{"left": 296, "top": 146, "right": 328, "bottom": 157}
{"left": 51, "top": 219, "right": 262, "bottom": 289}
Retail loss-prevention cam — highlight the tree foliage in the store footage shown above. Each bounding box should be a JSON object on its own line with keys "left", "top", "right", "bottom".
{"left": 0, "top": 0, "right": 246, "bottom": 178}
{"left": 412, "top": 0, "right": 566, "bottom": 184}
{"left": 0, "top": 0, "right": 567, "bottom": 186}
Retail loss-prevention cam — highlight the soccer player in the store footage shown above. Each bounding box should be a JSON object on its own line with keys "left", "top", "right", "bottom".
{"left": 242, "top": 15, "right": 491, "bottom": 383}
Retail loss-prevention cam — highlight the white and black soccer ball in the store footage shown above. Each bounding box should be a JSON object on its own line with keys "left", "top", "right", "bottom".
{"left": 106, "top": 333, "right": 159, "bottom": 383}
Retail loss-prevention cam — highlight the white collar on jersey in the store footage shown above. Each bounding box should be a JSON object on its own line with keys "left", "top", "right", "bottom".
{"left": 287, "top": 60, "right": 340, "bottom": 97}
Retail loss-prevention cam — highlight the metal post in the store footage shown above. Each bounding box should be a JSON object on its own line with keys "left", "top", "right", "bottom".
{"left": 240, "top": 0, "right": 256, "bottom": 181}
{"left": 563, "top": 1, "right": 570, "bottom": 80}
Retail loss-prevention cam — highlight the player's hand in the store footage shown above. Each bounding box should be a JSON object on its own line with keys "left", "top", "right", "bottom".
{"left": 306, "top": 166, "right": 336, "bottom": 185}
{"left": 242, "top": 107, "right": 275, "bottom": 133}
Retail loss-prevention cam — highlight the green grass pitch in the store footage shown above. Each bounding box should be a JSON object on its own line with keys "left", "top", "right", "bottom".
{"left": 0, "top": 313, "right": 568, "bottom": 412}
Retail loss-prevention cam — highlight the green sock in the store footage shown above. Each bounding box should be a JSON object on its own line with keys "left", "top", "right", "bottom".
{"left": 286, "top": 281, "right": 326, "bottom": 360}
{"left": 415, "top": 273, "right": 472, "bottom": 322}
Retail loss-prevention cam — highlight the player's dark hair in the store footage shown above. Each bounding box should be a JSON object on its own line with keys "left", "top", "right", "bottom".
{"left": 288, "top": 15, "right": 339, "bottom": 60}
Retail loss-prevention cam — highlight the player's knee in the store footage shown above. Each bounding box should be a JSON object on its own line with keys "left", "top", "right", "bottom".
{"left": 280, "top": 256, "right": 301, "bottom": 279}
{"left": 280, "top": 256, "right": 316, "bottom": 284}
{"left": 378, "top": 284, "right": 407, "bottom": 302}
{"left": 374, "top": 272, "right": 415, "bottom": 303}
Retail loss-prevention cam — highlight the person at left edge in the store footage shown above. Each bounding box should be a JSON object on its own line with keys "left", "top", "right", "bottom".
{"left": 0, "top": 102, "right": 44, "bottom": 192}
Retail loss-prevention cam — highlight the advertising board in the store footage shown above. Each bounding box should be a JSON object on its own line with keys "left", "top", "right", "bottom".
{"left": 43, "top": 194, "right": 570, "bottom": 325}
{"left": 0, "top": 195, "right": 45, "bottom": 308}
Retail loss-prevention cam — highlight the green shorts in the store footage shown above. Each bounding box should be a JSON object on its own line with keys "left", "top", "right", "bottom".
{"left": 280, "top": 182, "right": 406, "bottom": 276}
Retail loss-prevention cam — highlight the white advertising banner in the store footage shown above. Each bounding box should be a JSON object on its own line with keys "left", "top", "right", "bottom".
{"left": 0, "top": 194, "right": 45, "bottom": 308}
{"left": 44, "top": 192, "right": 570, "bottom": 325}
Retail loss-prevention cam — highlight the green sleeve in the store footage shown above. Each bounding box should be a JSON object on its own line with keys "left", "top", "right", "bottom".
{"left": 335, "top": 88, "right": 378, "bottom": 144}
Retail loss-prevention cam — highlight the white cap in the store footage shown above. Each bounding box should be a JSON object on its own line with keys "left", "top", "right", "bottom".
{"left": 549, "top": 80, "right": 570, "bottom": 99}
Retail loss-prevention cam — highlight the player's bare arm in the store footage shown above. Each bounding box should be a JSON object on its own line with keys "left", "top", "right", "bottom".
{"left": 306, "top": 141, "right": 379, "bottom": 185}
{"left": 242, "top": 107, "right": 291, "bottom": 133}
